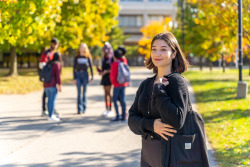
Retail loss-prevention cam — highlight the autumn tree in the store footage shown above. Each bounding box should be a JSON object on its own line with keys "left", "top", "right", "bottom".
{"left": 138, "top": 17, "right": 172, "bottom": 59}
{"left": 55, "top": 0, "right": 119, "bottom": 52}
{"left": 187, "top": 0, "right": 250, "bottom": 72}
{"left": 0, "top": 0, "right": 62, "bottom": 76}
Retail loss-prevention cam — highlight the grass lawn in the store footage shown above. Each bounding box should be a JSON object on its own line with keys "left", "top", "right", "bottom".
{"left": 183, "top": 69, "right": 250, "bottom": 167}
{"left": 0, "top": 67, "right": 74, "bottom": 94}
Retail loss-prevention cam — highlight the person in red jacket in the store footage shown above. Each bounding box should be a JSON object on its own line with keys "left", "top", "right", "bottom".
{"left": 109, "top": 48, "right": 129, "bottom": 121}
{"left": 40, "top": 38, "right": 59, "bottom": 117}
{"left": 44, "top": 52, "right": 62, "bottom": 121}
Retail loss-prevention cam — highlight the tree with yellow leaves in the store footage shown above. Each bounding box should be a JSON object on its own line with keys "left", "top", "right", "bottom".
{"left": 187, "top": 0, "right": 250, "bottom": 72}
{"left": 138, "top": 17, "right": 172, "bottom": 59}
{"left": 0, "top": 0, "right": 63, "bottom": 76}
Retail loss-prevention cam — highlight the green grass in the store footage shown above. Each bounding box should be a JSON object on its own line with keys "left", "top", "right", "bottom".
{"left": 0, "top": 67, "right": 74, "bottom": 94}
{"left": 183, "top": 69, "right": 250, "bottom": 167}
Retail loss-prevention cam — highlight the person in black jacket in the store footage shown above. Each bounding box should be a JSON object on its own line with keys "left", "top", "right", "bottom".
{"left": 73, "top": 43, "right": 93, "bottom": 114}
{"left": 100, "top": 42, "right": 115, "bottom": 117}
{"left": 128, "top": 32, "right": 209, "bottom": 167}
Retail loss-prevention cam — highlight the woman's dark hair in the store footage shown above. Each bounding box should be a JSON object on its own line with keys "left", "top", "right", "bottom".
{"left": 51, "top": 38, "right": 59, "bottom": 44}
{"left": 114, "top": 49, "right": 123, "bottom": 59}
{"left": 144, "top": 32, "right": 189, "bottom": 73}
{"left": 118, "top": 46, "right": 126, "bottom": 56}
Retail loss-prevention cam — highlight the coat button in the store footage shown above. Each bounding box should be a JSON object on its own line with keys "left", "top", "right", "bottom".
{"left": 148, "top": 111, "right": 150, "bottom": 114}
{"left": 151, "top": 136, "right": 154, "bottom": 139}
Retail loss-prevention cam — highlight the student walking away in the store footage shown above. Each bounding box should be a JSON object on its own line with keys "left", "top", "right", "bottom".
{"left": 109, "top": 48, "right": 130, "bottom": 121}
{"left": 39, "top": 38, "right": 59, "bottom": 117}
{"left": 99, "top": 42, "right": 115, "bottom": 117}
{"left": 43, "top": 52, "right": 62, "bottom": 121}
{"left": 128, "top": 32, "right": 209, "bottom": 167}
{"left": 73, "top": 43, "right": 94, "bottom": 114}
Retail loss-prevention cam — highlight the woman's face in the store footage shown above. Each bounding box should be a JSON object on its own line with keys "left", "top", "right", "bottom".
{"left": 151, "top": 39, "right": 175, "bottom": 68}
{"left": 79, "top": 44, "right": 85, "bottom": 54}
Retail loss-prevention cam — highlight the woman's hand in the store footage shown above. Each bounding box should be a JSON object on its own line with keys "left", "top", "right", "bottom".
{"left": 73, "top": 80, "right": 77, "bottom": 86}
{"left": 58, "top": 85, "right": 62, "bottom": 92}
{"left": 154, "top": 119, "right": 177, "bottom": 141}
{"left": 89, "top": 78, "right": 93, "bottom": 83}
{"left": 102, "top": 70, "right": 108, "bottom": 76}
{"left": 154, "top": 77, "right": 169, "bottom": 86}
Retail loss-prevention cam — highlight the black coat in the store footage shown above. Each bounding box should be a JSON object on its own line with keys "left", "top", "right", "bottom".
{"left": 128, "top": 73, "right": 209, "bottom": 167}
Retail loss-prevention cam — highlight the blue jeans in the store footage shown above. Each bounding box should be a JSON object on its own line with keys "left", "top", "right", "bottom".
{"left": 113, "top": 87, "right": 126, "bottom": 119}
{"left": 76, "top": 71, "right": 89, "bottom": 113}
{"left": 44, "top": 87, "right": 57, "bottom": 117}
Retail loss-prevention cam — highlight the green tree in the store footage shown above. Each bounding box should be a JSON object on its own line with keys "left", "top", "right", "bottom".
{"left": 55, "top": 0, "right": 119, "bottom": 52}
{"left": 187, "top": 0, "right": 250, "bottom": 72}
{"left": 0, "top": 0, "right": 62, "bottom": 76}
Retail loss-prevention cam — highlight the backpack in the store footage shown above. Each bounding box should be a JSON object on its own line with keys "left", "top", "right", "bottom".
{"left": 39, "top": 62, "right": 53, "bottom": 83}
{"left": 117, "top": 60, "right": 130, "bottom": 84}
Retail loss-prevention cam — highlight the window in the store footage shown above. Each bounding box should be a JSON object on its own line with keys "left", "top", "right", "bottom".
{"left": 148, "top": 15, "right": 165, "bottom": 22}
{"left": 119, "top": 15, "right": 143, "bottom": 27}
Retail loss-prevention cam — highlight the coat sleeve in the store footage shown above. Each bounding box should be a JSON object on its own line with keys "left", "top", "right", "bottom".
{"left": 109, "top": 62, "right": 117, "bottom": 84}
{"left": 152, "top": 79, "right": 189, "bottom": 129}
{"left": 88, "top": 57, "right": 94, "bottom": 80}
{"left": 128, "top": 82, "right": 155, "bottom": 135}
{"left": 55, "top": 64, "right": 61, "bottom": 85}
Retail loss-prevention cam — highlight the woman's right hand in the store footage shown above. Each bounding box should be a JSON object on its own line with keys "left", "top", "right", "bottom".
{"left": 154, "top": 119, "right": 177, "bottom": 141}
{"left": 73, "top": 80, "right": 77, "bottom": 85}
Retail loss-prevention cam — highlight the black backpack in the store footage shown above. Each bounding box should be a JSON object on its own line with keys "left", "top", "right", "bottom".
{"left": 39, "top": 62, "right": 53, "bottom": 83}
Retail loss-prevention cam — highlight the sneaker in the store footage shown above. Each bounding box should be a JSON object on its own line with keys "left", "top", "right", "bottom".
{"left": 110, "top": 117, "right": 120, "bottom": 122}
{"left": 48, "top": 115, "right": 60, "bottom": 121}
{"left": 101, "top": 110, "right": 109, "bottom": 117}
{"left": 120, "top": 117, "right": 126, "bottom": 121}
{"left": 54, "top": 110, "right": 59, "bottom": 117}
{"left": 41, "top": 111, "right": 49, "bottom": 117}
{"left": 106, "top": 110, "right": 115, "bottom": 117}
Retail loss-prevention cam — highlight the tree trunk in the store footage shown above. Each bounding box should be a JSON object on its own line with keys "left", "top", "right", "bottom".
{"left": 28, "top": 53, "right": 31, "bottom": 68}
{"left": 222, "top": 54, "right": 226, "bottom": 73}
{"left": 209, "top": 60, "right": 213, "bottom": 71}
{"left": 199, "top": 57, "right": 203, "bottom": 71}
{"left": 9, "top": 46, "right": 18, "bottom": 76}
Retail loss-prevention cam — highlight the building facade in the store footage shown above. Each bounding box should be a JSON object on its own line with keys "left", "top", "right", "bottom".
{"left": 118, "top": 0, "right": 178, "bottom": 45}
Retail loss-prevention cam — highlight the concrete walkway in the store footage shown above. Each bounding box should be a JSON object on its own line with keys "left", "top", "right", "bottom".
{"left": 0, "top": 67, "right": 218, "bottom": 167}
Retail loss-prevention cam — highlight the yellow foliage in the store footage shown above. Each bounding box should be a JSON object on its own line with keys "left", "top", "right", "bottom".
{"left": 138, "top": 17, "right": 172, "bottom": 58}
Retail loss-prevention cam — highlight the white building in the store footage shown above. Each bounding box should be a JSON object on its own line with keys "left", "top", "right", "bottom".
{"left": 118, "top": 0, "right": 178, "bottom": 45}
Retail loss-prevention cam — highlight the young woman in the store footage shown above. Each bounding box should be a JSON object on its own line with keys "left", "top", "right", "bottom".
{"left": 128, "top": 32, "right": 209, "bottom": 167}
{"left": 100, "top": 42, "right": 114, "bottom": 117}
{"left": 73, "top": 43, "right": 93, "bottom": 114}
{"left": 44, "top": 52, "right": 61, "bottom": 121}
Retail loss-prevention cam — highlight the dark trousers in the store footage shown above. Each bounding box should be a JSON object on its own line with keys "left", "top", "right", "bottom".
{"left": 141, "top": 138, "right": 162, "bottom": 167}
{"left": 42, "top": 90, "right": 46, "bottom": 111}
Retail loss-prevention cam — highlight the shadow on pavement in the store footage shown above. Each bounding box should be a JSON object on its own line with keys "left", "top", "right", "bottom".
{"left": 2, "top": 149, "right": 140, "bottom": 167}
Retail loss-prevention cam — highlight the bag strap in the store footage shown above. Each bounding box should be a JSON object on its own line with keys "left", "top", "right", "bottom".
{"left": 186, "top": 85, "right": 198, "bottom": 133}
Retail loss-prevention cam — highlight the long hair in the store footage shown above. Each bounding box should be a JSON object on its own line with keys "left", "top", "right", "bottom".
{"left": 77, "top": 43, "right": 92, "bottom": 58}
{"left": 102, "top": 42, "right": 114, "bottom": 64}
{"left": 145, "top": 32, "right": 189, "bottom": 74}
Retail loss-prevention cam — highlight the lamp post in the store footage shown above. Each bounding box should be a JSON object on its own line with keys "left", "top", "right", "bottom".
{"left": 237, "top": 0, "right": 248, "bottom": 98}
{"left": 181, "top": 0, "right": 185, "bottom": 53}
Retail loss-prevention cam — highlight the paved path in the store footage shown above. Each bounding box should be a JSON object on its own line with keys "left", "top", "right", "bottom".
{"left": 0, "top": 68, "right": 218, "bottom": 167}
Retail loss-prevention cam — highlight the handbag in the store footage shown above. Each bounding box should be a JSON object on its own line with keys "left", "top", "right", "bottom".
{"left": 162, "top": 92, "right": 209, "bottom": 167}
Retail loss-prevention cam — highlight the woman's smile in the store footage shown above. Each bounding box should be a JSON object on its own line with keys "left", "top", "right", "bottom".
{"left": 154, "top": 58, "right": 163, "bottom": 62}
